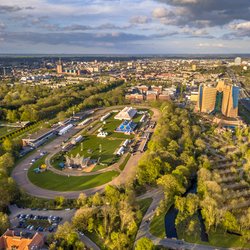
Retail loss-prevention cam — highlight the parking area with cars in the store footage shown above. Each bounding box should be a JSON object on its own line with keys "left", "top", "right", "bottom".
{"left": 16, "top": 213, "right": 62, "bottom": 233}
{"left": 9, "top": 205, "right": 75, "bottom": 235}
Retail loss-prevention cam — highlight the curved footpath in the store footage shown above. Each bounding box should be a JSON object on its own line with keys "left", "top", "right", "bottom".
{"left": 135, "top": 189, "right": 233, "bottom": 250}
{"left": 11, "top": 106, "right": 160, "bottom": 199}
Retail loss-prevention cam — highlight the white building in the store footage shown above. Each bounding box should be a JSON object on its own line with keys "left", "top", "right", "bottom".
{"left": 235, "top": 57, "right": 242, "bottom": 66}
{"left": 114, "top": 107, "right": 137, "bottom": 120}
{"left": 97, "top": 131, "right": 108, "bottom": 137}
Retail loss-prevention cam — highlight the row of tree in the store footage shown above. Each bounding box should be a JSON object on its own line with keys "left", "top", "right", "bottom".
{"left": 0, "top": 80, "right": 125, "bottom": 122}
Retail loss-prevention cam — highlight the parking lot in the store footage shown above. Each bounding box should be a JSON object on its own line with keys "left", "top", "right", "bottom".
{"left": 16, "top": 213, "right": 62, "bottom": 233}
{"left": 9, "top": 205, "right": 75, "bottom": 235}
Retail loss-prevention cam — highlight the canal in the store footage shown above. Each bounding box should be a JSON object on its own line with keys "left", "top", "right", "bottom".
{"left": 164, "top": 179, "right": 209, "bottom": 242}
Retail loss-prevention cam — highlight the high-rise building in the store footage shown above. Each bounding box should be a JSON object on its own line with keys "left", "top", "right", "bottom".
{"left": 56, "top": 59, "right": 63, "bottom": 74}
{"left": 197, "top": 81, "right": 240, "bottom": 118}
{"left": 197, "top": 85, "right": 217, "bottom": 113}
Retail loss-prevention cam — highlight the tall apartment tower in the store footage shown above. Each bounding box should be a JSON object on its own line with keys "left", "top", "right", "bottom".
{"left": 197, "top": 81, "right": 239, "bottom": 118}
{"left": 56, "top": 59, "right": 63, "bottom": 74}
{"left": 197, "top": 84, "right": 217, "bottom": 113}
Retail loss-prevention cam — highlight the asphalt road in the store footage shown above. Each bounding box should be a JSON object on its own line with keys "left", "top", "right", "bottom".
{"left": 11, "top": 106, "right": 160, "bottom": 199}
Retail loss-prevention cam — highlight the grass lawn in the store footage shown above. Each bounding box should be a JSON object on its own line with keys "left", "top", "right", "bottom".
{"left": 51, "top": 153, "right": 64, "bottom": 170}
{"left": 91, "top": 164, "right": 109, "bottom": 172}
{"left": 28, "top": 159, "right": 119, "bottom": 191}
{"left": 150, "top": 204, "right": 172, "bottom": 239}
{"left": 137, "top": 198, "right": 153, "bottom": 216}
{"left": 207, "top": 228, "right": 250, "bottom": 248}
{"left": 119, "top": 153, "right": 131, "bottom": 171}
{"left": 68, "top": 135, "right": 123, "bottom": 165}
{"left": 132, "top": 113, "right": 144, "bottom": 123}
{"left": 150, "top": 213, "right": 166, "bottom": 239}
{"left": 176, "top": 214, "right": 204, "bottom": 244}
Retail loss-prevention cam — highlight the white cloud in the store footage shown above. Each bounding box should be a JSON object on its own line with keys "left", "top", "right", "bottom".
{"left": 152, "top": 7, "right": 170, "bottom": 18}
{"left": 130, "top": 15, "right": 151, "bottom": 24}
{"left": 230, "top": 21, "right": 250, "bottom": 31}
{"left": 198, "top": 42, "right": 225, "bottom": 47}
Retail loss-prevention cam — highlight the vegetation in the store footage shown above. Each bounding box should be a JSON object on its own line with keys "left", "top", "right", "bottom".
{"left": 119, "top": 153, "right": 131, "bottom": 171}
{"left": 135, "top": 237, "right": 155, "bottom": 250}
{"left": 47, "top": 222, "right": 85, "bottom": 250}
{"left": 0, "top": 80, "right": 128, "bottom": 236}
{"left": 0, "top": 80, "right": 125, "bottom": 123}
{"left": 71, "top": 135, "right": 122, "bottom": 164}
{"left": 28, "top": 165, "right": 119, "bottom": 191}
{"left": 137, "top": 198, "right": 153, "bottom": 217}
{"left": 150, "top": 207, "right": 167, "bottom": 239}
{"left": 71, "top": 185, "right": 146, "bottom": 250}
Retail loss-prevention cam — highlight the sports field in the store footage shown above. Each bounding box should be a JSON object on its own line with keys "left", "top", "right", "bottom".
{"left": 69, "top": 135, "right": 123, "bottom": 165}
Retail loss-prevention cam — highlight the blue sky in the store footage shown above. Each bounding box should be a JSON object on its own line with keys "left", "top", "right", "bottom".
{"left": 0, "top": 0, "right": 250, "bottom": 54}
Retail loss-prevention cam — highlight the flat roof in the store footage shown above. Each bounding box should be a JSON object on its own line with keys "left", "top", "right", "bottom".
{"left": 23, "top": 128, "right": 55, "bottom": 141}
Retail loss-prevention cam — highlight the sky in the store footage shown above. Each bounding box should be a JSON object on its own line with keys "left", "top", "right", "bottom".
{"left": 0, "top": 0, "right": 250, "bottom": 54}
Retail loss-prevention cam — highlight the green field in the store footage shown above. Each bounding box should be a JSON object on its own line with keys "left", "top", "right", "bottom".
{"left": 28, "top": 157, "right": 119, "bottom": 191}
{"left": 137, "top": 198, "right": 153, "bottom": 215}
{"left": 150, "top": 208, "right": 167, "bottom": 239}
{"left": 119, "top": 153, "right": 131, "bottom": 171}
{"left": 69, "top": 135, "right": 123, "bottom": 165}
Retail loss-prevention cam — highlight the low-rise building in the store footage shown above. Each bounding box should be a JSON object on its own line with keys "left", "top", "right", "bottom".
{"left": 146, "top": 91, "right": 158, "bottom": 101}
{"left": 114, "top": 107, "right": 137, "bottom": 120}
{"left": 0, "top": 230, "right": 44, "bottom": 250}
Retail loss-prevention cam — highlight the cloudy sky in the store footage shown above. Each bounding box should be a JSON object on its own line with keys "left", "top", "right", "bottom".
{"left": 1, "top": 0, "right": 250, "bottom": 54}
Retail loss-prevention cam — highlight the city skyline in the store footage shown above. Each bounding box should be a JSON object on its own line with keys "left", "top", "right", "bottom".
{"left": 1, "top": 0, "right": 250, "bottom": 54}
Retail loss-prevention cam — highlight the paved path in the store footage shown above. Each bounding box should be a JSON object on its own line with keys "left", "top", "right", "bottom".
{"left": 80, "top": 235, "right": 100, "bottom": 250}
{"left": 12, "top": 106, "right": 160, "bottom": 199}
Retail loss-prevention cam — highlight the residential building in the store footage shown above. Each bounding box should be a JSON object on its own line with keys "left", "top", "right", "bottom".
{"left": 0, "top": 230, "right": 44, "bottom": 250}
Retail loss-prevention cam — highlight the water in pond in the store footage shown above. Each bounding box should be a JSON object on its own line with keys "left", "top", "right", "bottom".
{"left": 165, "top": 179, "right": 209, "bottom": 242}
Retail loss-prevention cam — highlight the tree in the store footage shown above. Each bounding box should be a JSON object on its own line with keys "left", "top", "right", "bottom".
{"left": 0, "top": 212, "right": 10, "bottom": 234}
{"left": 157, "top": 174, "right": 185, "bottom": 201}
{"left": 135, "top": 237, "right": 154, "bottom": 250}
{"left": 0, "top": 153, "right": 14, "bottom": 169}
{"left": 76, "top": 193, "right": 87, "bottom": 207}
{"left": 186, "top": 193, "right": 199, "bottom": 216}
{"left": 72, "top": 207, "right": 97, "bottom": 232}
{"left": 110, "top": 232, "right": 129, "bottom": 250}
{"left": 6, "top": 110, "right": 18, "bottom": 122}
{"left": 57, "top": 111, "right": 67, "bottom": 121}
{"left": 222, "top": 211, "right": 239, "bottom": 232}
{"left": 2, "top": 138, "right": 14, "bottom": 153}
{"left": 51, "top": 222, "right": 84, "bottom": 249}
{"left": 91, "top": 192, "right": 102, "bottom": 206}
{"left": 54, "top": 196, "right": 65, "bottom": 208}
